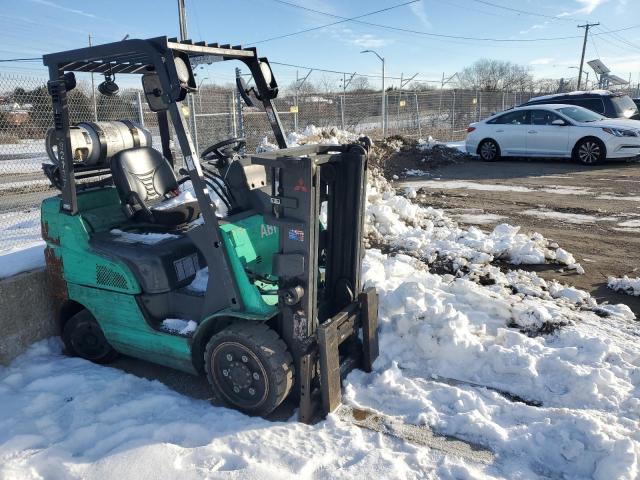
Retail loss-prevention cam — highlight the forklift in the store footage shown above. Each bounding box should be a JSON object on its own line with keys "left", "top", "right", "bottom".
{"left": 40, "top": 36, "right": 378, "bottom": 422}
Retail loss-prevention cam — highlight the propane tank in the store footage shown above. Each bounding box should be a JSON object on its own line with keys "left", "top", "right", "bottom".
{"left": 45, "top": 120, "right": 151, "bottom": 166}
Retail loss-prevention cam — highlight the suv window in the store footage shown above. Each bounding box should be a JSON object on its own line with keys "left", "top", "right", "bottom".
{"left": 571, "top": 98, "right": 605, "bottom": 114}
{"left": 531, "top": 109, "right": 564, "bottom": 125}
{"left": 489, "top": 110, "right": 531, "bottom": 125}
{"left": 611, "top": 95, "right": 639, "bottom": 119}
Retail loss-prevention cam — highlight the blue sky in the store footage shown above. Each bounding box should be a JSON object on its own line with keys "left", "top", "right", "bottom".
{"left": 0, "top": 0, "right": 638, "bottom": 89}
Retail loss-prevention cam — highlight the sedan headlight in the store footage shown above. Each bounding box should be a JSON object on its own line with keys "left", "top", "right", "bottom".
{"left": 602, "top": 127, "right": 638, "bottom": 137}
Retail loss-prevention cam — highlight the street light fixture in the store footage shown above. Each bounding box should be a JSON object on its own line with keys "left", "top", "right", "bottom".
{"left": 361, "top": 49, "right": 386, "bottom": 136}
{"left": 569, "top": 67, "right": 589, "bottom": 90}
{"left": 197, "top": 77, "right": 209, "bottom": 110}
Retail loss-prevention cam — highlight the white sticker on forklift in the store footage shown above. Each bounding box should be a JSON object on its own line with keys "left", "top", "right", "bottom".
{"left": 261, "top": 224, "right": 277, "bottom": 238}
{"left": 185, "top": 155, "right": 195, "bottom": 170}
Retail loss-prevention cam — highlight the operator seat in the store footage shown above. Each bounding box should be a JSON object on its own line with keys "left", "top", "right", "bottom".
{"left": 110, "top": 147, "right": 200, "bottom": 227}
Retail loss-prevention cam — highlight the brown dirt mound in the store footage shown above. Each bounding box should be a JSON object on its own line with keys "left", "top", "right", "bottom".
{"left": 368, "top": 135, "right": 470, "bottom": 180}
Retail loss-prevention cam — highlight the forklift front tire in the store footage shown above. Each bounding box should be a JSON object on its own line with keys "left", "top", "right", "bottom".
{"left": 62, "top": 310, "right": 119, "bottom": 364}
{"left": 204, "top": 322, "right": 294, "bottom": 416}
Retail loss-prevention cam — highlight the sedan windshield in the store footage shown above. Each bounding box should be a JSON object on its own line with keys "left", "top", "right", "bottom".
{"left": 611, "top": 95, "right": 640, "bottom": 119}
{"left": 557, "top": 106, "right": 605, "bottom": 123}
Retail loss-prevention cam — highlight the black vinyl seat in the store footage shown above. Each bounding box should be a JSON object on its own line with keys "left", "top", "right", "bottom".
{"left": 110, "top": 147, "right": 200, "bottom": 227}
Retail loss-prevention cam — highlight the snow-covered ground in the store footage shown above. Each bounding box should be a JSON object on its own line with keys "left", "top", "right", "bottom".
{"left": 0, "top": 210, "right": 44, "bottom": 278}
{"left": 608, "top": 276, "right": 640, "bottom": 297}
{"left": 1, "top": 128, "right": 639, "bottom": 479}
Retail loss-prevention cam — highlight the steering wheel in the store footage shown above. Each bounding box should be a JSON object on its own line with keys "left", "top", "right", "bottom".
{"left": 200, "top": 138, "right": 246, "bottom": 168}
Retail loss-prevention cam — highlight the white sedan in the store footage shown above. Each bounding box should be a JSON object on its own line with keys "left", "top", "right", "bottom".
{"left": 465, "top": 104, "right": 640, "bottom": 165}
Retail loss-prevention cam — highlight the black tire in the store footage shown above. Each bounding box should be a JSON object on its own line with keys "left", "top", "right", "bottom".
{"left": 62, "top": 309, "right": 119, "bottom": 364}
{"left": 478, "top": 139, "right": 500, "bottom": 161}
{"left": 204, "top": 322, "right": 294, "bottom": 416}
{"left": 573, "top": 137, "right": 605, "bottom": 165}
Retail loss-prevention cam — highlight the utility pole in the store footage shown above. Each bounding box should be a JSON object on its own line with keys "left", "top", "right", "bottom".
{"left": 177, "top": 0, "right": 188, "bottom": 41}
{"left": 176, "top": 0, "right": 199, "bottom": 152}
{"left": 88, "top": 34, "right": 97, "bottom": 121}
{"left": 577, "top": 22, "right": 599, "bottom": 90}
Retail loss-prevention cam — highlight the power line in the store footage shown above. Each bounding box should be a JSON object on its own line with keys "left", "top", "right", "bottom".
{"left": 468, "top": 0, "right": 582, "bottom": 22}
{"left": 595, "top": 24, "right": 640, "bottom": 51}
{"left": 267, "top": 0, "right": 640, "bottom": 43}
{"left": 247, "top": 0, "right": 419, "bottom": 45}
{"left": 0, "top": 57, "right": 40, "bottom": 62}
{"left": 269, "top": 60, "right": 440, "bottom": 83}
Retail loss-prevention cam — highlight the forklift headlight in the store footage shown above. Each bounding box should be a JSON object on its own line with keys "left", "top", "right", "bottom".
{"left": 260, "top": 61, "right": 273, "bottom": 85}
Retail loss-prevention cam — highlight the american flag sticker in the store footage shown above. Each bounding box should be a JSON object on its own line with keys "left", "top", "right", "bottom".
{"left": 288, "top": 229, "right": 305, "bottom": 242}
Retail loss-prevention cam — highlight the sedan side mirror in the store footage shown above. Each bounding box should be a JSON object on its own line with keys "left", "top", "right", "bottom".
{"left": 551, "top": 119, "right": 566, "bottom": 126}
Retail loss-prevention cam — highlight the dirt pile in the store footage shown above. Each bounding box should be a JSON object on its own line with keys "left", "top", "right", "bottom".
{"left": 367, "top": 135, "right": 470, "bottom": 180}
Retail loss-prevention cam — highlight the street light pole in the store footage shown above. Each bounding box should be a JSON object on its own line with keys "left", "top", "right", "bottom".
{"left": 361, "top": 50, "right": 386, "bottom": 136}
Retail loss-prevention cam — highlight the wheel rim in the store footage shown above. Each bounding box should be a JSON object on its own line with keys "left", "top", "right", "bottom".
{"left": 211, "top": 342, "right": 269, "bottom": 409}
{"left": 578, "top": 141, "right": 601, "bottom": 164}
{"left": 70, "top": 322, "right": 111, "bottom": 360}
{"left": 480, "top": 141, "right": 496, "bottom": 160}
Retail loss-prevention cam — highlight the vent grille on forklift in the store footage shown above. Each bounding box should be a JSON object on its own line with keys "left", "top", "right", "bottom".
{"left": 96, "top": 265, "right": 128, "bottom": 290}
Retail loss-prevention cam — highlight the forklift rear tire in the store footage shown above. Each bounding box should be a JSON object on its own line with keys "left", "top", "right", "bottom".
{"left": 62, "top": 309, "right": 119, "bottom": 364}
{"left": 204, "top": 322, "right": 294, "bottom": 416}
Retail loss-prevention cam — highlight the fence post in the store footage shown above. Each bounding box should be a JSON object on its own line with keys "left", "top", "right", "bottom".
{"left": 340, "top": 95, "right": 345, "bottom": 131}
{"left": 190, "top": 94, "right": 199, "bottom": 155}
{"left": 451, "top": 90, "right": 456, "bottom": 141}
{"left": 136, "top": 91, "right": 145, "bottom": 127}
{"left": 414, "top": 92, "right": 421, "bottom": 138}
{"left": 234, "top": 68, "right": 245, "bottom": 141}
{"left": 231, "top": 92, "right": 237, "bottom": 138}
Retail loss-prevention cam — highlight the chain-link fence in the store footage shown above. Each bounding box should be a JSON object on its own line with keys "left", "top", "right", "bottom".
{"left": 1, "top": 70, "right": 639, "bottom": 251}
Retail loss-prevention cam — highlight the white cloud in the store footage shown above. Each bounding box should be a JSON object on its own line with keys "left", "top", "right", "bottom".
{"left": 328, "top": 27, "right": 392, "bottom": 50}
{"left": 529, "top": 58, "right": 555, "bottom": 65}
{"left": 29, "top": 0, "right": 96, "bottom": 18}
{"left": 520, "top": 21, "right": 551, "bottom": 35}
{"left": 409, "top": 1, "right": 431, "bottom": 28}
{"left": 351, "top": 34, "right": 389, "bottom": 49}
{"left": 575, "top": 0, "right": 608, "bottom": 14}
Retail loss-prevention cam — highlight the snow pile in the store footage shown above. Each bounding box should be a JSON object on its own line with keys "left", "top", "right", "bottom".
{"left": 608, "top": 276, "right": 640, "bottom": 296}
{"left": 161, "top": 318, "right": 198, "bottom": 335}
{"left": 0, "top": 339, "right": 488, "bottom": 479}
{"left": 178, "top": 180, "right": 228, "bottom": 217}
{"left": 257, "top": 124, "right": 358, "bottom": 152}
{"left": 0, "top": 244, "right": 45, "bottom": 279}
{"left": 366, "top": 172, "right": 584, "bottom": 272}
{"left": 346, "top": 249, "right": 639, "bottom": 479}
{"left": 110, "top": 229, "right": 179, "bottom": 245}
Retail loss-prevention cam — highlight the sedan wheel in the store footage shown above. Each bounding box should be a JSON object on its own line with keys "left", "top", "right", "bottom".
{"left": 479, "top": 140, "right": 499, "bottom": 161}
{"left": 575, "top": 139, "right": 604, "bottom": 165}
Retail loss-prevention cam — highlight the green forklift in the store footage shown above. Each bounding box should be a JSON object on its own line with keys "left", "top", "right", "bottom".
{"left": 40, "top": 36, "right": 378, "bottom": 422}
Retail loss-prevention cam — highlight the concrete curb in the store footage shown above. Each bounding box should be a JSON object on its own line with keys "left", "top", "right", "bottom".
{"left": 0, "top": 268, "right": 55, "bottom": 365}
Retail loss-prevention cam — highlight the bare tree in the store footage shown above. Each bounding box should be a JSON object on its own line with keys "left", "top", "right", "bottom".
{"left": 317, "top": 74, "right": 338, "bottom": 94}
{"left": 457, "top": 59, "right": 533, "bottom": 92}
{"left": 286, "top": 79, "right": 317, "bottom": 95}
{"left": 349, "top": 76, "right": 371, "bottom": 93}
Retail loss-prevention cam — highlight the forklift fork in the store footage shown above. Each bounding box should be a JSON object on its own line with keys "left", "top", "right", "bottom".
{"left": 317, "top": 287, "right": 379, "bottom": 415}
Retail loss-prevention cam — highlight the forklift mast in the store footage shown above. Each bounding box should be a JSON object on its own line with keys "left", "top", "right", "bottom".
{"left": 253, "top": 144, "right": 378, "bottom": 422}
